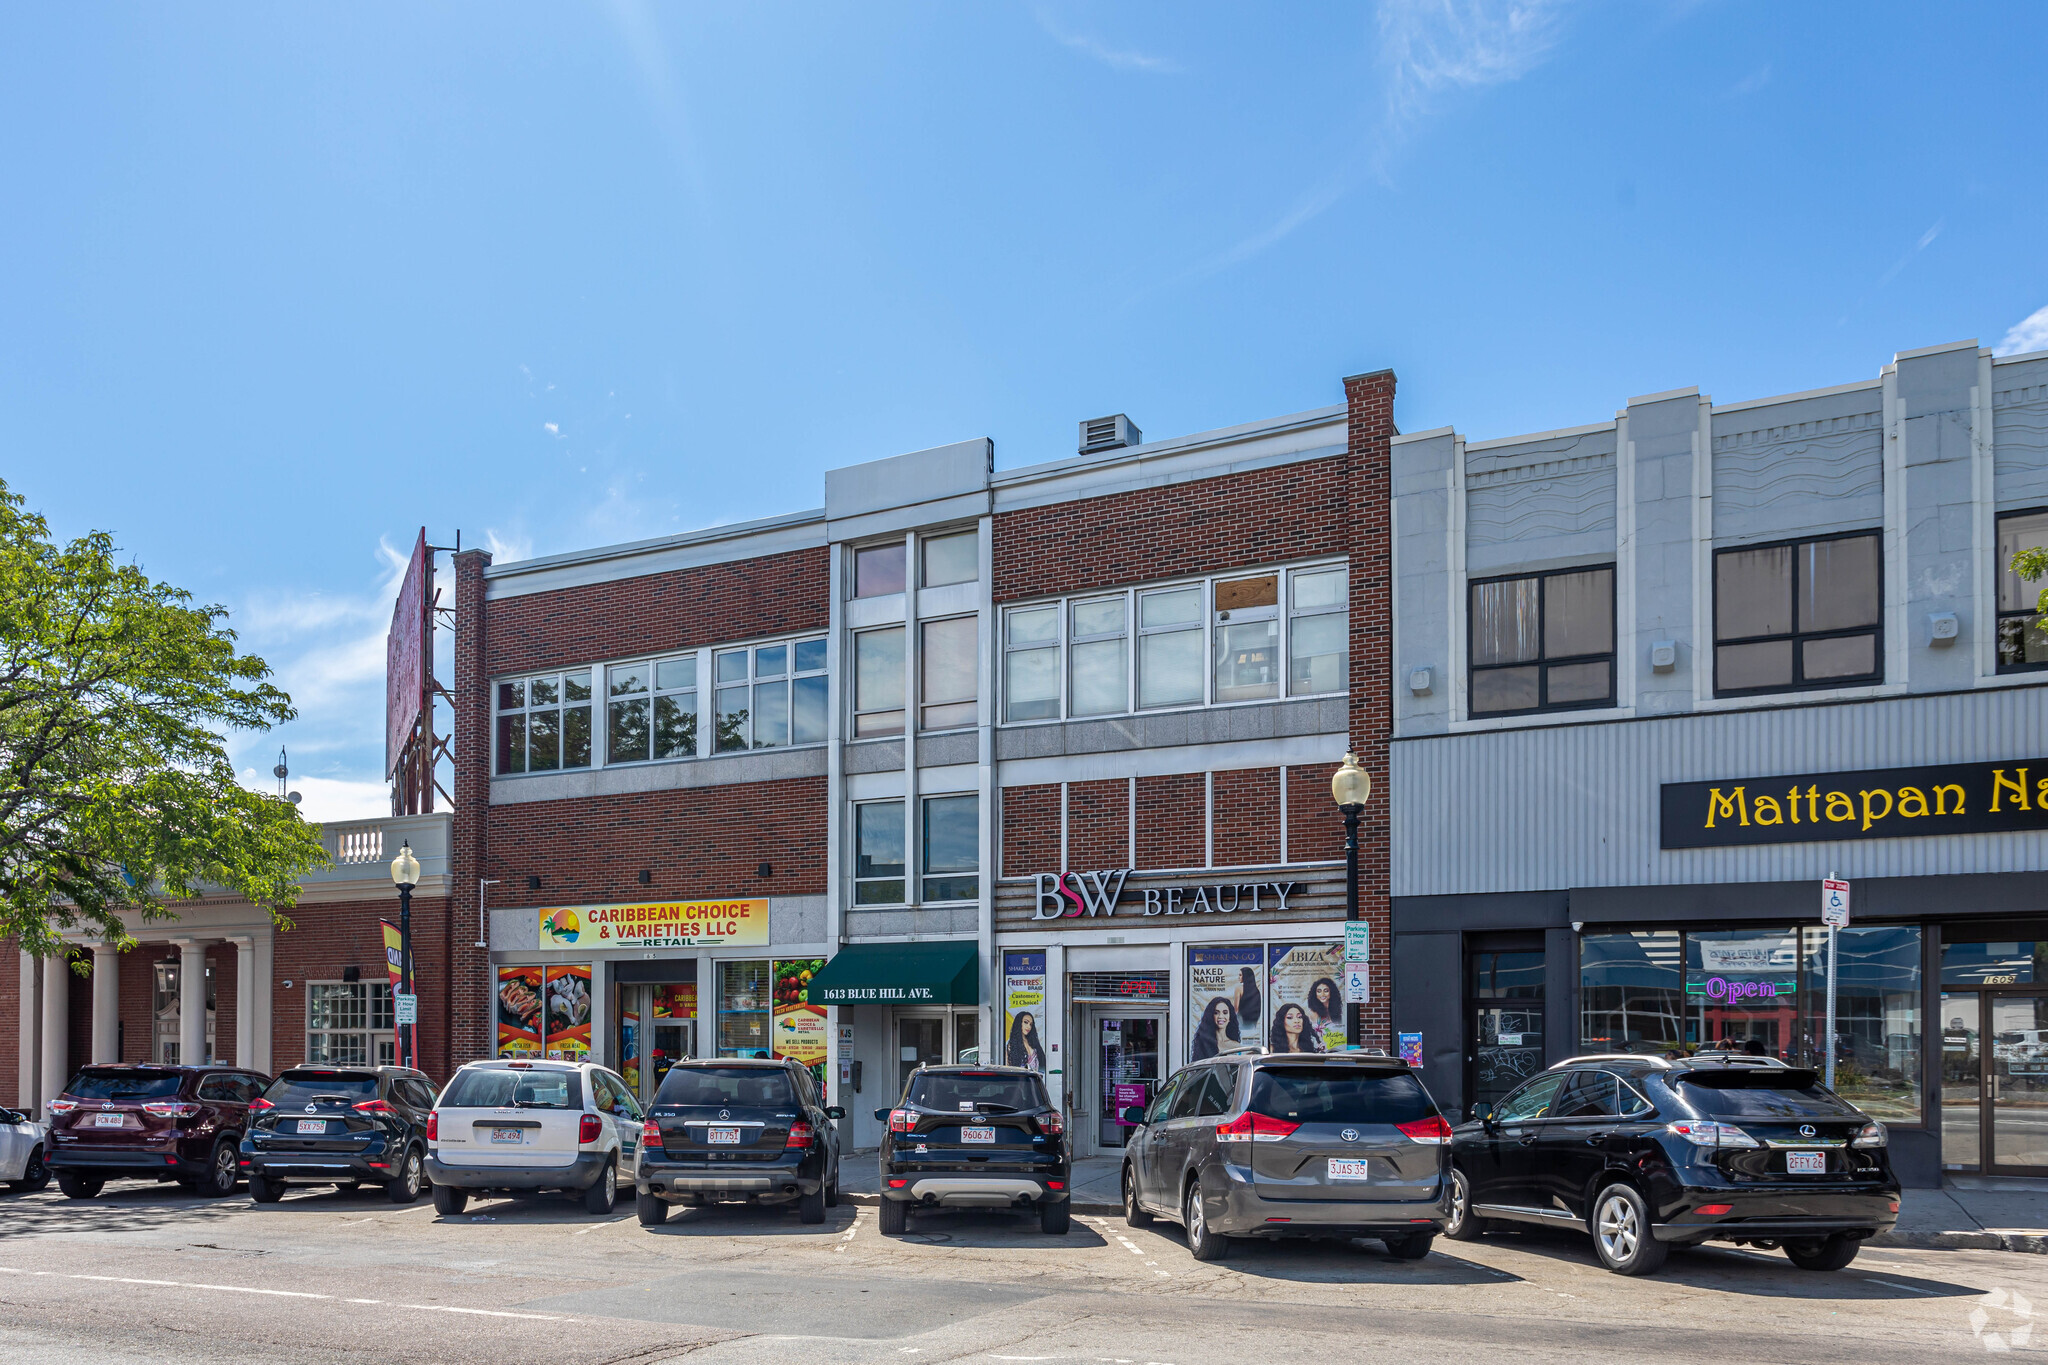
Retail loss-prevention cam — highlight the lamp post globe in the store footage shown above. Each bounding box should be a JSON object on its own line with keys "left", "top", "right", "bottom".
{"left": 390, "top": 841, "right": 421, "bottom": 888}
{"left": 389, "top": 840, "right": 419, "bottom": 1069}
{"left": 1330, "top": 752, "right": 1371, "bottom": 812}
{"left": 1330, "top": 754, "right": 1371, "bottom": 1048}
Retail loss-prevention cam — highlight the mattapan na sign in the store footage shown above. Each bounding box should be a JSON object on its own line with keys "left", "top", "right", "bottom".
{"left": 1661, "top": 759, "right": 2048, "bottom": 849}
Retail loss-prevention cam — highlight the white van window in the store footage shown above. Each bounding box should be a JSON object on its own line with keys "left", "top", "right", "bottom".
{"left": 442, "top": 1068, "right": 582, "bottom": 1110}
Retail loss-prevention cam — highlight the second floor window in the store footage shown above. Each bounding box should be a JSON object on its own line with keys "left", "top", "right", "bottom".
{"left": 854, "top": 627, "right": 905, "bottom": 737}
{"left": 1714, "top": 531, "right": 1881, "bottom": 696}
{"left": 921, "top": 616, "right": 978, "bottom": 730}
{"left": 714, "top": 638, "right": 827, "bottom": 752}
{"left": 1469, "top": 566, "right": 1615, "bottom": 717}
{"left": 610, "top": 655, "right": 697, "bottom": 763}
{"left": 496, "top": 670, "right": 593, "bottom": 774}
{"left": 1998, "top": 509, "right": 2048, "bottom": 672}
{"left": 854, "top": 800, "right": 905, "bottom": 905}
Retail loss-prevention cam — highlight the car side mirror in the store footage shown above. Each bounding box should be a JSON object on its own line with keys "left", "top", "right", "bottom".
{"left": 1469, "top": 1102, "right": 1494, "bottom": 1125}
{"left": 825, "top": 1106, "right": 845, "bottom": 1120}
{"left": 873, "top": 1108, "right": 889, "bottom": 1123}
{"left": 1121, "top": 1106, "right": 1148, "bottom": 1126}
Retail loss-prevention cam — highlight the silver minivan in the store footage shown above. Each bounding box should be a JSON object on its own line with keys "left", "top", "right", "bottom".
{"left": 1120, "top": 1050, "right": 1452, "bottom": 1260}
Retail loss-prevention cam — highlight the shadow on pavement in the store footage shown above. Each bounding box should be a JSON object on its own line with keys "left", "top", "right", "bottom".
{"left": 630, "top": 1202, "right": 859, "bottom": 1238}
{"left": 886, "top": 1206, "right": 1109, "bottom": 1248}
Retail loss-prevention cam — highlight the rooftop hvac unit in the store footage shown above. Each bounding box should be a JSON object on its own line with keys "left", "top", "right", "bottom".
{"left": 1079, "top": 414, "right": 1142, "bottom": 455}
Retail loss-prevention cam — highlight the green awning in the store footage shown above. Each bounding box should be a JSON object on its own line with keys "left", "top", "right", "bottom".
{"left": 804, "top": 941, "right": 980, "bottom": 1006}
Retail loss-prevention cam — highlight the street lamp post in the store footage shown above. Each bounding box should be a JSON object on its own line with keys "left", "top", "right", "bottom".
{"left": 390, "top": 840, "right": 421, "bottom": 1070}
{"left": 1329, "top": 753, "right": 1373, "bottom": 1048}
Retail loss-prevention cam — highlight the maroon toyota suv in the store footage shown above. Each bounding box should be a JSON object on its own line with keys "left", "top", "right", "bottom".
{"left": 47, "top": 1064, "right": 270, "bottom": 1198}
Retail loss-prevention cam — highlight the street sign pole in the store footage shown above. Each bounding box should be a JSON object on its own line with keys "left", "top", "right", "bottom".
{"left": 1821, "top": 875, "right": 1851, "bottom": 1089}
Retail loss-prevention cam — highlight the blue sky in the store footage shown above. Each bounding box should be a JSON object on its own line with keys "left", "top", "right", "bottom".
{"left": 4, "top": 3, "right": 2045, "bottom": 820}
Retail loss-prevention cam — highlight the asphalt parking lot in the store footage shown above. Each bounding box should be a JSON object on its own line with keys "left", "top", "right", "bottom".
{"left": 0, "top": 1177, "right": 2036, "bottom": 1364}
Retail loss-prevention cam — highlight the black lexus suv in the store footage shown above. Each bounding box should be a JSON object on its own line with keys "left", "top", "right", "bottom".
{"left": 242, "top": 1066, "right": 437, "bottom": 1204}
{"left": 876, "top": 1064, "right": 1071, "bottom": 1235}
{"left": 1446, "top": 1052, "right": 1901, "bottom": 1275}
{"left": 635, "top": 1058, "right": 843, "bottom": 1226}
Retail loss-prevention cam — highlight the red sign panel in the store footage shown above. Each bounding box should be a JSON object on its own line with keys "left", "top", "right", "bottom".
{"left": 385, "top": 530, "right": 430, "bottom": 776}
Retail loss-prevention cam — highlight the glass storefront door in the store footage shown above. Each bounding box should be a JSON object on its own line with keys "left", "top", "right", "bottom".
{"left": 1083, "top": 1008, "right": 1163, "bottom": 1153}
{"left": 894, "top": 1010, "right": 981, "bottom": 1097}
{"left": 1941, "top": 989, "right": 2048, "bottom": 1175}
{"left": 1468, "top": 944, "right": 1544, "bottom": 1114}
{"left": 1941, "top": 993, "right": 1982, "bottom": 1171}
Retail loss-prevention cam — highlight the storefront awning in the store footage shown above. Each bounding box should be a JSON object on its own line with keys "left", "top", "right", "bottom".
{"left": 804, "top": 942, "right": 980, "bottom": 1006}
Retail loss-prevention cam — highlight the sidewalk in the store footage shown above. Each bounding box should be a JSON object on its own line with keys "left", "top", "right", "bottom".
{"left": 839, "top": 1150, "right": 1124, "bottom": 1213}
{"left": 1876, "top": 1178, "right": 2048, "bottom": 1253}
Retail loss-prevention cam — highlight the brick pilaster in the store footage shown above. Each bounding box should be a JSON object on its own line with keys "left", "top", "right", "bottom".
{"left": 1343, "top": 368, "right": 1397, "bottom": 1048}
{"left": 450, "top": 548, "right": 493, "bottom": 1067}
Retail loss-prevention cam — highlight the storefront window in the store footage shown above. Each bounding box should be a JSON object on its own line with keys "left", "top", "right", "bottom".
{"left": 1579, "top": 931, "right": 1683, "bottom": 1056}
{"left": 717, "top": 960, "right": 771, "bottom": 1058}
{"left": 1686, "top": 928, "right": 1799, "bottom": 1056}
{"left": 1942, "top": 940, "right": 2043, "bottom": 986}
{"left": 1802, "top": 926, "right": 1922, "bottom": 1123}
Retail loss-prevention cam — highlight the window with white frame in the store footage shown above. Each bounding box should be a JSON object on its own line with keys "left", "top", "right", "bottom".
{"left": 922, "top": 794, "right": 979, "bottom": 902}
{"left": 307, "top": 981, "right": 396, "bottom": 1066}
{"left": 496, "top": 670, "right": 594, "bottom": 774}
{"left": 854, "top": 800, "right": 905, "bottom": 904}
{"left": 609, "top": 655, "right": 697, "bottom": 763}
{"left": 923, "top": 531, "right": 978, "bottom": 587}
{"left": 921, "top": 616, "right": 978, "bottom": 730}
{"left": 853, "top": 627, "right": 906, "bottom": 737}
{"left": 1002, "top": 563, "right": 1346, "bottom": 723}
{"left": 714, "top": 638, "right": 827, "bottom": 752}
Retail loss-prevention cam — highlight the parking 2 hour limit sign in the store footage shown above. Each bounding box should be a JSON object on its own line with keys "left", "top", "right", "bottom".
{"left": 1821, "top": 878, "right": 1851, "bottom": 928}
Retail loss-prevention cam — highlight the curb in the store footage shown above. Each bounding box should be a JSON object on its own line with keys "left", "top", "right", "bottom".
{"left": 1872, "top": 1229, "right": 2048, "bottom": 1254}
{"left": 842, "top": 1191, "right": 1123, "bottom": 1217}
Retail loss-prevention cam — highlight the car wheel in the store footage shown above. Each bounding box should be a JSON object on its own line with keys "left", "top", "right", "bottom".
{"left": 1590, "top": 1183, "right": 1668, "bottom": 1276}
{"left": 878, "top": 1197, "right": 908, "bottom": 1236}
{"left": 799, "top": 1183, "right": 826, "bottom": 1224}
{"left": 1784, "top": 1234, "right": 1860, "bottom": 1271}
{"left": 637, "top": 1189, "right": 669, "bottom": 1226}
{"left": 582, "top": 1158, "right": 618, "bottom": 1215}
{"left": 9, "top": 1146, "right": 50, "bottom": 1193}
{"left": 199, "top": 1141, "right": 238, "bottom": 1197}
{"left": 1040, "top": 1199, "right": 1071, "bottom": 1235}
{"left": 249, "top": 1174, "right": 284, "bottom": 1204}
{"left": 432, "top": 1182, "right": 468, "bottom": 1216}
{"left": 1384, "top": 1231, "right": 1434, "bottom": 1260}
{"left": 57, "top": 1172, "right": 103, "bottom": 1200}
{"left": 1122, "top": 1165, "right": 1153, "bottom": 1228}
{"left": 825, "top": 1169, "right": 840, "bottom": 1209}
{"left": 387, "top": 1148, "right": 424, "bottom": 1205}
{"left": 1184, "top": 1182, "right": 1229, "bottom": 1262}
{"left": 1444, "top": 1167, "right": 1487, "bottom": 1241}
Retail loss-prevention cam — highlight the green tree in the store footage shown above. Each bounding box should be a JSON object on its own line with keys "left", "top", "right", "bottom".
{"left": 0, "top": 480, "right": 327, "bottom": 958}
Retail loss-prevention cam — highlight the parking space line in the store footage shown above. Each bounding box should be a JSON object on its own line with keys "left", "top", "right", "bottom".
{"left": 574, "top": 1216, "right": 628, "bottom": 1236}
{"left": 1864, "top": 1278, "right": 1939, "bottom": 1296}
{"left": 0, "top": 1267, "right": 571, "bottom": 1321}
{"left": 835, "top": 1208, "right": 865, "bottom": 1252}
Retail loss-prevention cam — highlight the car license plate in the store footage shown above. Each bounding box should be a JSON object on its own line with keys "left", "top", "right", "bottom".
{"left": 295, "top": 1119, "right": 326, "bottom": 1135}
{"left": 489, "top": 1127, "right": 525, "bottom": 1145}
{"left": 962, "top": 1126, "right": 995, "bottom": 1144}
{"left": 707, "top": 1127, "right": 741, "bottom": 1145}
{"left": 1786, "top": 1150, "right": 1827, "bottom": 1174}
{"left": 1328, "top": 1158, "right": 1372, "bottom": 1181}
{"left": 93, "top": 1113, "right": 124, "bottom": 1128}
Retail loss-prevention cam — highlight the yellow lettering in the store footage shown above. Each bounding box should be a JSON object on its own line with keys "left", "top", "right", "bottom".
{"left": 1806, "top": 785, "right": 1822, "bottom": 824}
{"left": 1897, "top": 787, "right": 1930, "bottom": 818}
{"left": 1826, "top": 791, "right": 1856, "bottom": 822}
{"left": 1706, "top": 787, "right": 1747, "bottom": 829}
{"left": 1785, "top": 787, "right": 1802, "bottom": 823}
{"left": 1992, "top": 768, "right": 2031, "bottom": 813}
{"left": 1753, "top": 795, "right": 1784, "bottom": 826}
{"left": 1933, "top": 783, "right": 1965, "bottom": 815}
{"left": 1860, "top": 788, "right": 1894, "bottom": 831}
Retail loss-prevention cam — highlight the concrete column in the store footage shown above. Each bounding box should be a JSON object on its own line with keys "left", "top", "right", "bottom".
{"left": 91, "top": 943, "right": 120, "bottom": 1063}
{"left": 39, "top": 952, "right": 69, "bottom": 1112}
{"left": 177, "top": 940, "right": 208, "bottom": 1065}
{"left": 18, "top": 951, "right": 41, "bottom": 1108}
{"left": 231, "top": 937, "right": 255, "bottom": 1068}
{"left": 250, "top": 930, "right": 274, "bottom": 1073}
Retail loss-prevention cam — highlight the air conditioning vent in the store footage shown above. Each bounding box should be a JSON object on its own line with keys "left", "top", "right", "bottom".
{"left": 1079, "top": 414, "right": 1141, "bottom": 454}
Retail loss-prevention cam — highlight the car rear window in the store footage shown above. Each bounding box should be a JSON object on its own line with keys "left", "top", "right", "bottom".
{"left": 908, "top": 1072, "right": 1046, "bottom": 1113}
{"left": 267, "top": 1072, "right": 380, "bottom": 1105}
{"left": 1248, "top": 1067, "right": 1436, "bottom": 1125}
{"left": 440, "top": 1068, "right": 583, "bottom": 1110}
{"left": 65, "top": 1070, "right": 183, "bottom": 1101}
{"left": 653, "top": 1067, "right": 795, "bottom": 1109}
{"left": 1675, "top": 1069, "right": 1858, "bottom": 1119}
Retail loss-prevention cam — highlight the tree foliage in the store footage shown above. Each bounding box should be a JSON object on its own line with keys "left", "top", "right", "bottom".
{"left": 2016, "top": 546, "right": 2048, "bottom": 615}
{"left": 0, "top": 480, "right": 327, "bottom": 958}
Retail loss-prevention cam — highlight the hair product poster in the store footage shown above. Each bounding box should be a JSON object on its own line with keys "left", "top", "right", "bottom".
{"left": 1268, "top": 942, "right": 1347, "bottom": 1054}
{"left": 543, "top": 964, "right": 592, "bottom": 1059}
{"left": 497, "top": 966, "right": 542, "bottom": 1056}
{"left": 1188, "top": 945, "right": 1264, "bottom": 1062}
{"left": 1003, "top": 952, "right": 1047, "bottom": 1072}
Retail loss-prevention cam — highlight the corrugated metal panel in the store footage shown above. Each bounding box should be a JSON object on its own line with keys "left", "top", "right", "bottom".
{"left": 1392, "top": 688, "right": 2048, "bottom": 896}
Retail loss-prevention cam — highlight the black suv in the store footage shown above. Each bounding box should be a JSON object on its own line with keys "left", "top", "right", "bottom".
{"left": 242, "top": 1066, "right": 437, "bottom": 1204}
{"left": 1446, "top": 1053, "right": 1901, "bottom": 1275}
{"left": 635, "top": 1058, "right": 843, "bottom": 1226}
{"left": 876, "top": 1065, "right": 1070, "bottom": 1235}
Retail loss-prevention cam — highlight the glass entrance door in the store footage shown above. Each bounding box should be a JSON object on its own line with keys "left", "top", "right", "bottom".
{"left": 616, "top": 983, "right": 698, "bottom": 1106}
{"left": 1468, "top": 946, "right": 1544, "bottom": 1115}
{"left": 1941, "top": 990, "right": 2048, "bottom": 1175}
{"left": 1084, "top": 1009, "right": 1162, "bottom": 1154}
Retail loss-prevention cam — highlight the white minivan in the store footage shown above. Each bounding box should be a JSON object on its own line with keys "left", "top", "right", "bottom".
{"left": 426, "top": 1058, "right": 642, "bottom": 1216}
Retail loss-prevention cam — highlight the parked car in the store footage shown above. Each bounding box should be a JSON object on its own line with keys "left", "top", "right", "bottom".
{"left": 1445, "top": 1052, "right": 1901, "bottom": 1275}
{"left": 46, "top": 1064, "right": 270, "bottom": 1198}
{"left": 0, "top": 1106, "right": 51, "bottom": 1192}
{"left": 875, "top": 1064, "right": 1067, "bottom": 1236}
{"left": 638, "top": 1058, "right": 842, "bottom": 1227}
{"left": 426, "top": 1058, "right": 639, "bottom": 1216}
{"left": 242, "top": 1066, "right": 437, "bottom": 1204}
{"left": 1120, "top": 1050, "right": 1450, "bottom": 1261}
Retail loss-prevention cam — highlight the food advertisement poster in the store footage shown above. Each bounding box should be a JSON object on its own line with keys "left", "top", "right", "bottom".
{"left": 1399, "top": 1031, "right": 1424, "bottom": 1068}
{"left": 497, "top": 966, "right": 542, "bottom": 1056}
{"left": 1268, "top": 942, "right": 1347, "bottom": 1054}
{"left": 653, "top": 983, "right": 698, "bottom": 1019}
{"left": 1188, "top": 945, "right": 1263, "bottom": 1061}
{"left": 1003, "top": 951, "right": 1047, "bottom": 1072}
{"left": 544, "top": 964, "right": 592, "bottom": 1059}
{"left": 536, "top": 898, "right": 769, "bottom": 951}
{"left": 771, "top": 959, "right": 827, "bottom": 1079}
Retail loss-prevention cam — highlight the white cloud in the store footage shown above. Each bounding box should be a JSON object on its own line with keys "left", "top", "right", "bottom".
{"left": 543, "top": 422, "right": 560, "bottom": 436}
{"left": 1997, "top": 305, "right": 2048, "bottom": 358}
{"left": 1031, "top": 7, "right": 1183, "bottom": 73}
{"left": 239, "top": 769, "right": 392, "bottom": 824}
{"left": 1876, "top": 217, "right": 1944, "bottom": 288}
{"left": 483, "top": 528, "right": 533, "bottom": 564}
{"left": 1377, "top": 0, "right": 1566, "bottom": 142}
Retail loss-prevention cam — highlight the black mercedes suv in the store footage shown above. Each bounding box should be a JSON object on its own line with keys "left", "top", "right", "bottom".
{"left": 635, "top": 1058, "right": 843, "bottom": 1226}
{"left": 1446, "top": 1052, "right": 1901, "bottom": 1275}
{"left": 241, "top": 1065, "right": 437, "bottom": 1204}
{"left": 875, "top": 1064, "right": 1071, "bottom": 1235}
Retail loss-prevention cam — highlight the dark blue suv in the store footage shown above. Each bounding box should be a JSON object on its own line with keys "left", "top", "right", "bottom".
{"left": 1445, "top": 1053, "right": 1900, "bottom": 1275}
{"left": 242, "top": 1066, "right": 437, "bottom": 1204}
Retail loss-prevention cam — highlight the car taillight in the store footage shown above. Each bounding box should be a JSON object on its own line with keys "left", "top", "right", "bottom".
{"left": 786, "top": 1121, "right": 814, "bottom": 1150}
{"left": 48, "top": 1100, "right": 78, "bottom": 1114}
{"left": 248, "top": 1097, "right": 274, "bottom": 1112}
{"left": 1697, "top": 1204, "right": 1733, "bottom": 1216}
{"left": 1396, "top": 1114, "right": 1453, "bottom": 1145}
{"left": 578, "top": 1113, "right": 603, "bottom": 1144}
{"left": 642, "top": 1118, "right": 664, "bottom": 1151}
{"left": 1852, "top": 1121, "right": 1888, "bottom": 1148}
{"left": 353, "top": 1099, "right": 396, "bottom": 1115}
{"left": 425, "top": 1111, "right": 438, "bottom": 1141}
{"left": 1664, "top": 1120, "right": 1760, "bottom": 1150}
{"left": 142, "top": 1102, "right": 201, "bottom": 1118}
{"left": 888, "top": 1109, "right": 915, "bottom": 1133}
{"left": 1216, "top": 1112, "right": 1299, "bottom": 1144}
{"left": 1039, "top": 1111, "right": 1064, "bottom": 1137}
